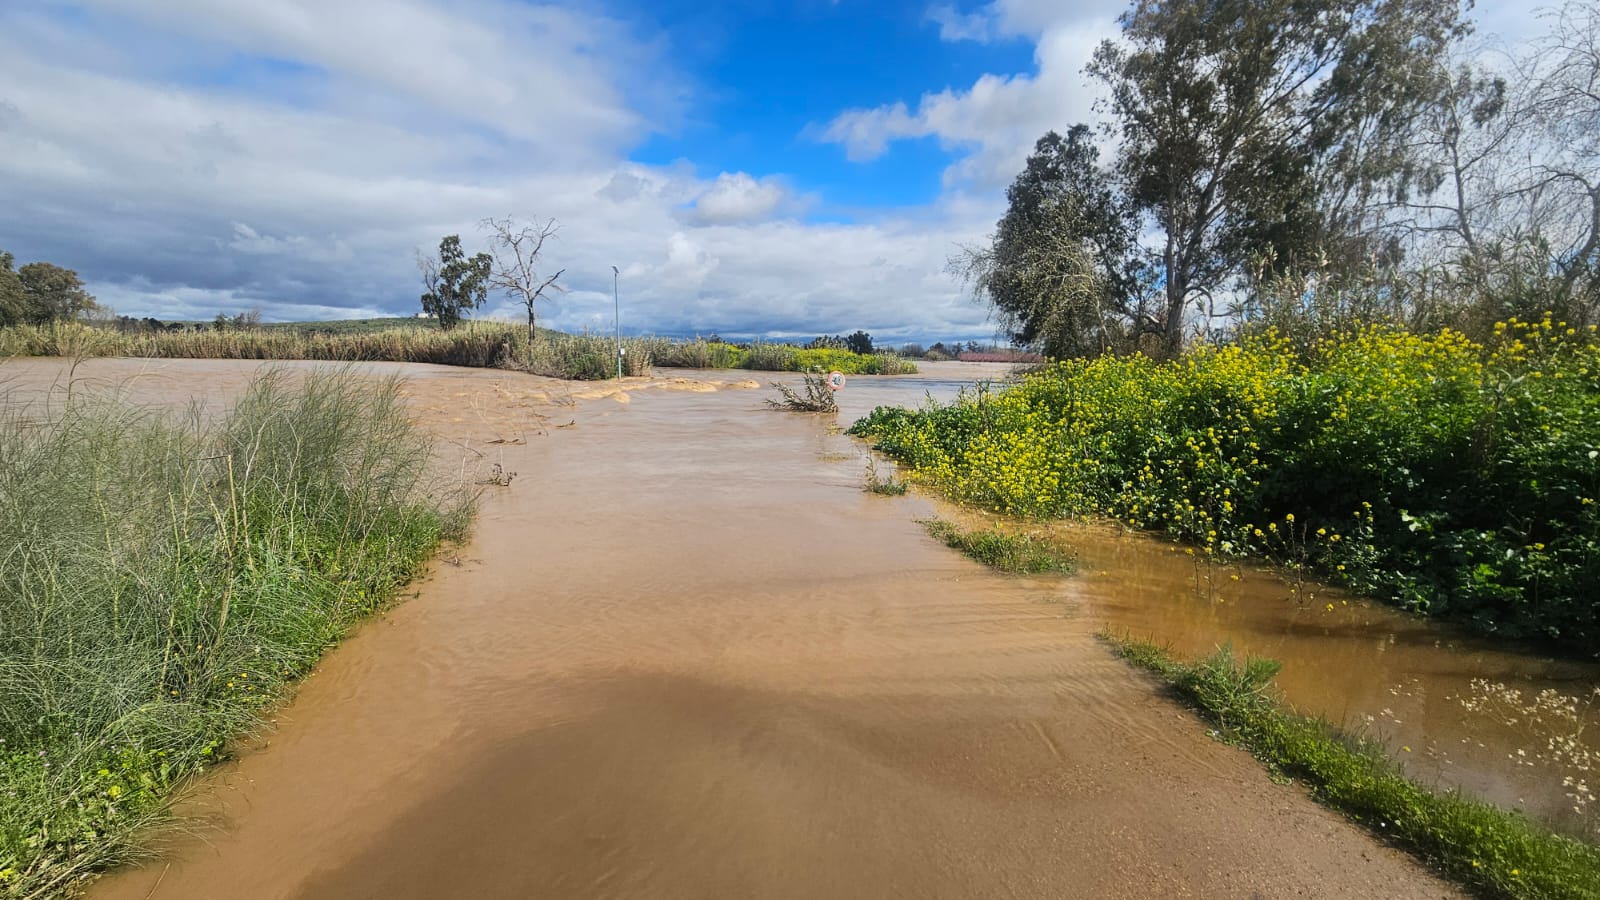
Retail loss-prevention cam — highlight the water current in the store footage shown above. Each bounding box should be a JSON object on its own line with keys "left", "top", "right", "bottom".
{"left": 2, "top": 357, "right": 1583, "bottom": 897}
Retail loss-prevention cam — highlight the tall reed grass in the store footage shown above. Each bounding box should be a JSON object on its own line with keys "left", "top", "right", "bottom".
{"left": 2, "top": 323, "right": 921, "bottom": 380}
{"left": 0, "top": 321, "right": 518, "bottom": 368}
{"left": 0, "top": 371, "right": 467, "bottom": 898}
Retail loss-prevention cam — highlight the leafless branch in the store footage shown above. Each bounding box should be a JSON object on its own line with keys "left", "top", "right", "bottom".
{"left": 481, "top": 215, "right": 567, "bottom": 346}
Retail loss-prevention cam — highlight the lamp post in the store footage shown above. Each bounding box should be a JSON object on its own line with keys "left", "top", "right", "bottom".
{"left": 612, "top": 265, "right": 621, "bottom": 380}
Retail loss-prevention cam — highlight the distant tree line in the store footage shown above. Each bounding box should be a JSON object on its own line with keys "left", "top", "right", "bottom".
{"left": 0, "top": 249, "right": 98, "bottom": 327}
{"left": 804, "top": 331, "right": 876, "bottom": 354}
{"left": 958, "top": 0, "right": 1600, "bottom": 358}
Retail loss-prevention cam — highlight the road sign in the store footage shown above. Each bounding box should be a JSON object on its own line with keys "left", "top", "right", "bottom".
{"left": 827, "top": 371, "right": 846, "bottom": 391}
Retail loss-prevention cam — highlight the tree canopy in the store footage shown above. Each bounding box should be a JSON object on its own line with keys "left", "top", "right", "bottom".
{"left": 418, "top": 235, "right": 493, "bottom": 330}
{"left": 957, "top": 126, "right": 1146, "bottom": 358}
{"left": 962, "top": 0, "right": 1472, "bottom": 358}
{"left": 0, "top": 250, "right": 99, "bottom": 327}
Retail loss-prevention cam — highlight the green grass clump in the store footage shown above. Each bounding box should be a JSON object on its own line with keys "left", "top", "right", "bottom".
{"left": 507, "top": 332, "right": 650, "bottom": 380}
{"left": 864, "top": 466, "right": 908, "bottom": 495}
{"left": 852, "top": 318, "right": 1600, "bottom": 655}
{"left": 922, "top": 519, "right": 1074, "bottom": 574}
{"left": 0, "top": 370, "right": 468, "bottom": 898}
{"left": 1103, "top": 636, "right": 1600, "bottom": 900}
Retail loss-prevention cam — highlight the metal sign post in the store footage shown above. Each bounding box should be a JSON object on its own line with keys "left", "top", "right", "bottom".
{"left": 612, "top": 265, "right": 621, "bottom": 380}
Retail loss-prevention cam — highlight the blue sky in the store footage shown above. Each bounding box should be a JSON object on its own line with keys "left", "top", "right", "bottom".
{"left": 626, "top": 0, "right": 1036, "bottom": 212}
{"left": 0, "top": 0, "right": 1538, "bottom": 343}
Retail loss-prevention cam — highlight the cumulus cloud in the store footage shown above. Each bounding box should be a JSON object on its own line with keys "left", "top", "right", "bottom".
{"left": 821, "top": 15, "right": 1116, "bottom": 189}
{"left": 687, "top": 172, "right": 798, "bottom": 225}
{"left": 927, "top": 4, "right": 998, "bottom": 43}
{"left": 0, "top": 1, "right": 1009, "bottom": 342}
{"left": 927, "top": 0, "right": 1124, "bottom": 43}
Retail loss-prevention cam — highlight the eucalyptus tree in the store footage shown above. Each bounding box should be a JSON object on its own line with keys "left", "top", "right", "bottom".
{"left": 1518, "top": 0, "right": 1600, "bottom": 319}
{"left": 418, "top": 235, "right": 492, "bottom": 330}
{"left": 953, "top": 126, "right": 1148, "bottom": 358}
{"left": 1087, "top": 0, "right": 1468, "bottom": 354}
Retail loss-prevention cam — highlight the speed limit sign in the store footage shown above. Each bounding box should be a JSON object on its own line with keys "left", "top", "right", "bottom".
{"left": 826, "top": 371, "right": 846, "bottom": 391}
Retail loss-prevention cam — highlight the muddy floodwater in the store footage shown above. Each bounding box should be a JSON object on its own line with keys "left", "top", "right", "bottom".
{"left": 4, "top": 356, "right": 1587, "bottom": 897}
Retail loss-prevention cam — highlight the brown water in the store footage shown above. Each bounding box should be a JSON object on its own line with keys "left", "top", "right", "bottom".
{"left": 843, "top": 369, "right": 1600, "bottom": 839}
{"left": 6, "top": 356, "right": 1580, "bottom": 897}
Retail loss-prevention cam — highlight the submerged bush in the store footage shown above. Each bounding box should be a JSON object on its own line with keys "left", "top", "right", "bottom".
{"left": 0, "top": 371, "right": 467, "bottom": 896}
{"left": 922, "top": 519, "right": 1075, "bottom": 574}
{"left": 853, "top": 318, "right": 1600, "bottom": 654}
{"left": 766, "top": 372, "right": 838, "bottom": 412}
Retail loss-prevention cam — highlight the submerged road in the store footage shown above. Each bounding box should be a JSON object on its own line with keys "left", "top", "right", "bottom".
{"left": 38, "top": 359, "right": 1457, "bottom": 899}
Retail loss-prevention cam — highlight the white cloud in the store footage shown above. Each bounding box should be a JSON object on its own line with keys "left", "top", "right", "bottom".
{"left": 927, "top": 4, "right": 998, "bottom": 42}
{"left": 822, "top": 15, "right": 1116, "bottom": 189}
{"left": 688, "top": 172, "right": 800, "bottom": 225}
{"left": 927, "top": 0, "right": 1124, "bottom": 43}
{"left": 0, "top": 1, "right": 1027, "bottom": 342}
{"left": 71, "top": 0, "right": 662, "bottom": 159}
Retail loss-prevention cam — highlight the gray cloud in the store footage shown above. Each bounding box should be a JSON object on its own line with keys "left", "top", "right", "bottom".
{"left": 0, "top": 0, "right": 1034, "bottom": 343}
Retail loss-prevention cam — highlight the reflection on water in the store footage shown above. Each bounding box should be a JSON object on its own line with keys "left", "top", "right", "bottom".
{"left": 1057, "top": 523, "right": 1599, "bottom": 837}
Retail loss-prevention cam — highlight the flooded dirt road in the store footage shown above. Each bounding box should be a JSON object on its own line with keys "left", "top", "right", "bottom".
{"left": 6, "top": 359, "right": 1467, "bottom": 898}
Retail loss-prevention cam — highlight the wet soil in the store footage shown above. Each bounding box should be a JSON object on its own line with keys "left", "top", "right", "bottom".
{"left": 1, "top": 358, "right": 1474, "bottom": 898}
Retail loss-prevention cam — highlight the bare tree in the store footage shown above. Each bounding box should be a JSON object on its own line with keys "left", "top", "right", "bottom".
{"left": 1391, "top": 57, "right": 1516, "bottom": 261}
{"left": 1388, "top": 3, "right": 1600, "bottom": 326}
{"left": 1520, "top": 0, "right": 1600, "bottom": 315}
{"left": 482, "top": 216, "right": 566, "bottom": 346}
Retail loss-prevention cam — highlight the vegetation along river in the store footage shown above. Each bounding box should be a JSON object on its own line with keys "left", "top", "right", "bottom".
{"left": 5, "top": 357, "right": 1591, "bottom": 897}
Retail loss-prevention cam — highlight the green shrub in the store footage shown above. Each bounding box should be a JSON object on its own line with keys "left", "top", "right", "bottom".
{"left": 0, "top": 371, "right": 467, "bottom": 896}
{"left": 854, "top": 319, "right": 1600, "bottom": 654}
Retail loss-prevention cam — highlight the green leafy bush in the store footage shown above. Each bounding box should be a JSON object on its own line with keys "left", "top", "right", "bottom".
{"left": 854, "top": 318, "right": 1600, "bottom": 654}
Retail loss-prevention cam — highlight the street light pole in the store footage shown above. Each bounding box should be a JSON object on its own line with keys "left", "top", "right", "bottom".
{"left": 612, "top": 265, "right": 621, "bottom": 380}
